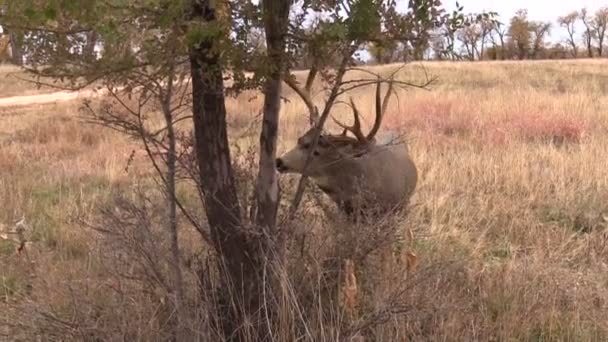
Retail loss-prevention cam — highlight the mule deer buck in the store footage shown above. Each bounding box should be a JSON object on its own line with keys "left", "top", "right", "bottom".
{"left": 276, "top": 80, "right": 417, "bottom": 219}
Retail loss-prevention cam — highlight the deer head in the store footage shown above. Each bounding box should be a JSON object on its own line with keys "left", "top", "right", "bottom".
{"left": 276, "top": 79, "right": 395, "bottom": 176}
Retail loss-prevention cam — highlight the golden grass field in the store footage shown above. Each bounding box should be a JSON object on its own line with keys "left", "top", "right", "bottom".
{"left": 1, "top": 59, "right": 608, "bottom": 340}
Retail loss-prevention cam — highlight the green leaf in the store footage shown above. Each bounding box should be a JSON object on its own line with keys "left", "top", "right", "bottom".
{"left": 186, "top": 22, "right": 224, "bottom": 47}
{"left": 43, "top": 4, "right": 57, "bottom": 20}
{"left": 24, "top": 7, "right": 37, "bottom": 20}
{"left": 347, "top": 0, "right": 381, "bottom": 41}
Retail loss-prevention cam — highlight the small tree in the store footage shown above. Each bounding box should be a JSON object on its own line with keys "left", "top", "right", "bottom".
{"left": 490, "top": 20, "right": 509, "bottom": 60}
{"left": 478, "top": 13, "right": 497, "bottom": 59}
{"left": 593, "top": 7, "right": 608, "bottom": 56}
{"left": 508, "top": 9, "right": 532, "bottom": 60}
{"left": 580, "top": 8, "right": 595, "bottom": 57}
{"left": 456, "top": 12, "right": 498, "bottom": 60}
{"left": 380, "top": 0, "right": 451, "bottom": 62}
{"left": 435, "top": 2, "right": 467, "bottom": 60}
{"left": 457, "top": 18, "right": 481, "bottom": 60}
{"left": 529, "top": 21, "right": 551, "bottom": 58}
{"left": 558, "top": 11, "right": 579, "bottom": 58}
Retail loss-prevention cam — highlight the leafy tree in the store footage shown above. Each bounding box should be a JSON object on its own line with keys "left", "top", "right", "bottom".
{"left": 508, "top": 9, "right": 532, "bottom": 60}
{"left": 456, "top": 11, "right": 498, "bottom": 60}
{"left": 435, "top": 2, "right": 467, "bottom": 60}
{"left": 529, "top": 21, "right": 551, "bottom": 58}
{"left": 457, "top": 15, "right": 482, "bottom": 60}
{"left": 381, "top": 0, "right": 449, "bottom": 61}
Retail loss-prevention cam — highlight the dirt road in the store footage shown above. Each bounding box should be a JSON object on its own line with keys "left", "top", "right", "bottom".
{"left": 0, "top": 89, "right": 102, "bottom": 107}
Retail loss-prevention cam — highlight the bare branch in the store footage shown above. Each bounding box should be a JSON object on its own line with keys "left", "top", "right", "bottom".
{"left": 283, "top": 74, "right": 319, "bottom": 125}
{"left": 304, "top": 64, "right": 318, "bottom": 93}
{"left": 289, "top": 46, "right": 357, "bottom": 217}
{"left": 335, "top": 77, "right": 435, "bottom": 98}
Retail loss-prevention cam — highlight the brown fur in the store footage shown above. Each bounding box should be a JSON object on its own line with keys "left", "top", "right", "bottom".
{"left": 276, "top": 127, "right": 418, "bottom": 218}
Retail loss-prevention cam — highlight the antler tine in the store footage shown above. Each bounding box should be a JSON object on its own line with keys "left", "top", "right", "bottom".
{"left": 366, "top": 77, "right": 394, "bottom": 141}
{"left": 382, "top": 78, "right": 395, "bottom": 116}
{"left": 367, "top": 79, "right": 383, "bottom": 141}
{"left": 284, "top": 74, "right": 319, "bottom": 126}
{"left": 331, "top": 97, "right": 367, "bottom": 143}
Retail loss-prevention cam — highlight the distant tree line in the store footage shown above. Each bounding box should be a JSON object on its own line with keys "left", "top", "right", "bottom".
{"left": 367, "top": 6, "right": 608, "bottom": 63}
{"left": 1, "top": 4, "right": 607, "bottom": 66}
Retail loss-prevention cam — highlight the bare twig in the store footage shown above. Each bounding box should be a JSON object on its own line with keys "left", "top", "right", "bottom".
{"left": 288, "top": 46, "right": 358, "bottom": 217}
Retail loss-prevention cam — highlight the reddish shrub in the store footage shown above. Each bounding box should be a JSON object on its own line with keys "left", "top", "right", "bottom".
{"left": 387, "top": 98, "right": 476, "bottom": 137}
{"left": 385, "top": 99, "right": 587, "bottom": 147}
{"left": 507, "top": 113, "right": 587, "bottom": 145}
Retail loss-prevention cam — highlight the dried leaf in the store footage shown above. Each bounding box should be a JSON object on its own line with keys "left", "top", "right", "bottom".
{"left": 341, "top": 258, "right": 358, "bottom": 319}
{"left": 404, "top": 251, "right": 418, "bottom": 274}
{"left": 16, "top": 241, "right": 26, "bottom": 255}
{"left": 406, "top": 227, "right": 414, "bottom": 243}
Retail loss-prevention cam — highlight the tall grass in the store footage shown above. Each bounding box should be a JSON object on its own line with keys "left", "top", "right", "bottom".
{"left": 1, "top": 59, "right": 608, "bottom": 340}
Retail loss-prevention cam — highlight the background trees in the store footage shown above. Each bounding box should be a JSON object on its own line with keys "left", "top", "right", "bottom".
{"left": 558, "top": 11, "right": 579, "bottom": 57}
{"left": 593, "top": 7, "right": 608, "bottom": 56}
{"left": 2, "top": 3, "right": 608, "bottom": 66}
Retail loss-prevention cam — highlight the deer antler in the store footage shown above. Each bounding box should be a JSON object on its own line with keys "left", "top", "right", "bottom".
{"left": 332, "top": 97, "right": 367, "bottom": 143}
{"left": 284, "top": 65, "right": 320, "bottom": 126}
{"left": 333, "top": 78, "right": 395, "bottom": 144}
{"left": 367, "top": 77, "right": 395, "bottom": 141}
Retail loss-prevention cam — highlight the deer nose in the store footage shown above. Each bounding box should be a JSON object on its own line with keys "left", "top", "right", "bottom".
{"left": 276, "top": 158, "right": 287, "bottom": 172}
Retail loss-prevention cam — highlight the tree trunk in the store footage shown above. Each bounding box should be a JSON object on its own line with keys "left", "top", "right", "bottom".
{"left": 8, "top": 31, "right": 23, "bottom": 65}
{"left": 160, "top": 64, "right": 186, "bottom": 341}
{"left": 249, "top": 0, "right": 292, "bottom": 335}
{"left": 188, "top": 1, "right": 286, "bottom": 340}
{"left": 567, "top": 33, "right": 578, "bottom": 58}
{"left": 255, "top": 0, "right": 289, "bottom": 239}
{"left": 585, "top": 32, "right": 593, "bottom": 57}
{"left": 84, "top": 31, "right": 98, "bottom": 61}
{"left": 189, "top": 32, "right": 259, "bottom": 338}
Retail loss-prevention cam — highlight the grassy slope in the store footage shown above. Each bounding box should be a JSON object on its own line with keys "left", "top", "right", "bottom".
{"left": 1, "top": 59, "right": 607, "bottom": 340}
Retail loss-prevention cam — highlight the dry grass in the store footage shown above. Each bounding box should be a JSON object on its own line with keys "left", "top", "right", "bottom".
{"left": 0, "top": 65, "right": 79, "bottom": 98}
{"left": 2, "top": 59, "right": 608, "bottom": 340}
